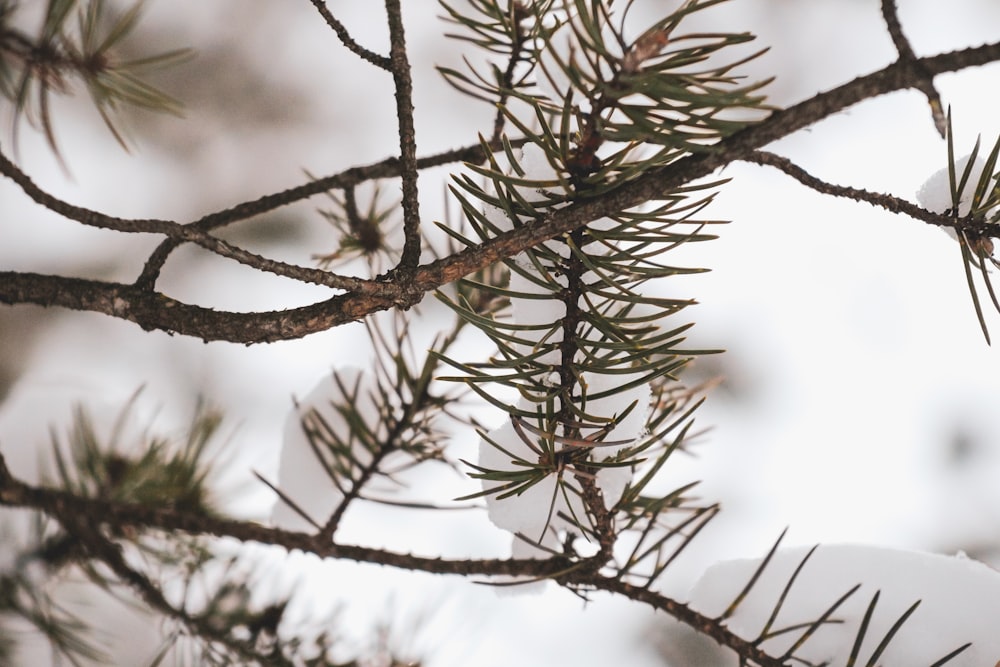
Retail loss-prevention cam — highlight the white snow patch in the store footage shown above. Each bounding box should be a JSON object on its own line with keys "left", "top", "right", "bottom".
{"left": 687, "top": 544, "right": 1000, "bottom": 665}
{"left": 917, "top": 153, "right": 988, "bottom": 217}
{"left": 480, "top": 376, "right": 650, "bottom": 550}
{"left": 271, "top": 367, "right": 375, "bottom": 532}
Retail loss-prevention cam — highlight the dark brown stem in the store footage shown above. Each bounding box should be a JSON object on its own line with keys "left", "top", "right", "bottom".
{"left": 491, "top": 4, "right": 530, "bottom": 144}
{"left": 745, "top": 150, "right": 1000, "bottom": 238}
{"left": 0, "top": 148, "right": 371, "bottom": 290}
{"left": 0, "top": 465, "right": 571, "bottom": 579}
{"left": 52, "top": 505, "right": 295, "bottom": 665}
{"left": 132, "top": 140, "right": 521, "bottom": 289}
{"left": 582, "top": 575, "right": 789, "bottom": 667}
{"left": 0, "top": 455, "right": 782, "bottom": 666}
{"left": 880, "top": 0, "right": 946, "bottom": 136}
{"left": 385, "top": 0, "right": 422, "bottom": 273}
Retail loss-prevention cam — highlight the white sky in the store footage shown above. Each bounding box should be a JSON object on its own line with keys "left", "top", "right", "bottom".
{"left": 2, "top": 0, "right": 1000, "bottom": 665}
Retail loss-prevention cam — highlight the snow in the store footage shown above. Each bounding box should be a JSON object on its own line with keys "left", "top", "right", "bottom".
{"left": 916, "top": 153, "right": 987, "bottom": 216}
{"left": 480, "top": 378, "right": 650, "bottom": 551}
{"left": 687, "top": 544, "right": 1000, "bottom": 665}
{"left": 271, "top": 367, "right": 375, "bottom": 532}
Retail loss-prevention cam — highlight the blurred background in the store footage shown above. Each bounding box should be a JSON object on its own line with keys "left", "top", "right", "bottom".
{"left": 1, "top": 0, "right": 999, "bottom": 664}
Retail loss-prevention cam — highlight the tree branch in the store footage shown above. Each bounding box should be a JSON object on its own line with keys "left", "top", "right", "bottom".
{"left": 0, "top": 139, "right": 509, "bottom": 291}
{"left": 0, "top": 462, "right": 570, "bottom": 579}
{"left": 0, "top": 272, "right": 401, "bottom": 342}
{"left": 583, "top": 576, "right": 788, "bottom": 667}
{"left": 490, "top": 4, "right": 530, "bottom": 144}
{"left": 305, "top": 0, "right": 391, "bottom": 69}
{"left": 2, "top": 41, "right": 999, "bottom": 341}
{"left": 384, "top": 0, "right": 422, "bottom": 272}
{"left": 744, "top": 150, "right": 1000, "bottom": 238}
{"left": 134, "top": 140, "right": 511, "bottom": 289}
{"left": 45, "top": 500, "right": 296, "bottom": 665}
{"left": 880, "top": 0, "right": 946, "bottom": 136}
{"left": 0, "top": 454, "right": 785, "bottom": 666}
{"left": 0, "top": 147, "right": 372, "bottom": 291}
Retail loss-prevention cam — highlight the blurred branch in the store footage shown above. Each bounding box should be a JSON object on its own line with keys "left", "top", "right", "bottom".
{"left": 0, "top": 450, "right": 784, "bottom": 666}
{"left": 384, "top": 0, "right": 422, "bottom": 273}
{"left": 0, "top": 0, "right": 191, "bottom": 164}
{"left": 0, "top": 146, "right": 374, "bottom": 292}
{"left": 58, "top": 512, "right": 293, "bottom": 667}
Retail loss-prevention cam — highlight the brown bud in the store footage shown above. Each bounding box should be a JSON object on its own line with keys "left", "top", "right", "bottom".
{"left": 622, "top": 29, "right": 669, "bottom": 73}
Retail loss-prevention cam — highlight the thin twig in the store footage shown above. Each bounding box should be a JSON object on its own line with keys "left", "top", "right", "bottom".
{"left": 134, "top": 139, "right": 518, "bottom": 289}
{"left": 880, "top": 0, "right": 946, "bottom": 136}
{"left": 0, "top": 464, "right": 785, "bottom": 667}
{"left": 2, "top": 41, "right": 1000, "bottom": 341}
{"left": 744, "top": 150, "right": 1000, "bottom": 238}
{"left": 384, "top": 0, "right": 422, "bottom": 272}
{"left": 583, "top": 575, "right": 789, "bottom": 667}
{"left": 60, "top": 515, "right": 295, "bottom": 666}
{"left": 491, "top": 5, "right": 530, "bottom": 144}
{"left": 305, "top": 0, "right": 391, "bottom": 69}
{"left": 0, "top": 147, "right": 373, "bottom": 292}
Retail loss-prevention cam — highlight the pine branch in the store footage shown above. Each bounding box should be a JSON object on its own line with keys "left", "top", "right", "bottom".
{"left": 0, "top": 146, "right": 374, "bottom": 292}
{"left": 581, "top": 575, "right": 789, "bottom": 667}
{"left": 4, "top": 5, "right": 1000, "bottom": 664}
{"left": 0, "top": 451, "right": 787, "bottom": 666}
{"left": 0, "top": 455, "right": 568, "bottom": 579}
{"left": 2, "top": 40, "right": 998, "bottom": 341}
{"left": 68, "top": 521, "right": 295, "bottom": 667}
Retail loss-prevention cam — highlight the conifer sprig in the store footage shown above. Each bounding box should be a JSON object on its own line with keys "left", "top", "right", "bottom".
{"left": 437, "top": 0, "right": 770, "bottom": 581}
{"left": 0, "top": 0, "right": 190, "bottom": 164}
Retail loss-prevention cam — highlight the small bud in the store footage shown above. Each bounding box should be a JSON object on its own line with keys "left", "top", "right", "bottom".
{"left": 621, "top": 29, "right": 669, "bottom": 73}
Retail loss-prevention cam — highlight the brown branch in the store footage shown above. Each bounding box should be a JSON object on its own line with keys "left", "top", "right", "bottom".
{"left": 45, "top": 500, "right": 296, "bottom": 665}
{"left": 880, "top": 0, "right": 917, "bottom": 62}
{"left": 0, "top": 271, "right": 404, "bottom": 343}
{"left": 744, "top": 150, "right": 1000, "bottom": 238}
{"left": 0, "top": 454, "right": 783, "bottom": 666}
{"left": 491, "top": 4, "right": 531, "bottom": 144}
{"left": 583, "top": 576, "right": 788, "bottom": 667}
{"left": 0, "top": 139, "right": 512, "bottom": 292}
{"left": 134, "top": 140, "right": 514, "bottom": 289}
{"left": 384, "top": 0, "right": 422, "bottom": 272}
{"left": 0, "top": 147, "right": 373, "bottom": 292}
{"left": 0, "top": 463, "right": 572, "bottom": 579}
{"left": 3, "top": 41, "right": 1000, "bottom": 341}
{"left": 880, "top": 0, "right": 946, "bottom": 136}
{"left": 306, "top": 0, "right": 391, "bottom": 69}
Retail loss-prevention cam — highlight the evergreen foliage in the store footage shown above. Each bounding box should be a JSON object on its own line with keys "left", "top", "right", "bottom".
{"left": 1, "top": 1, "right": 999, "bottom": 665}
